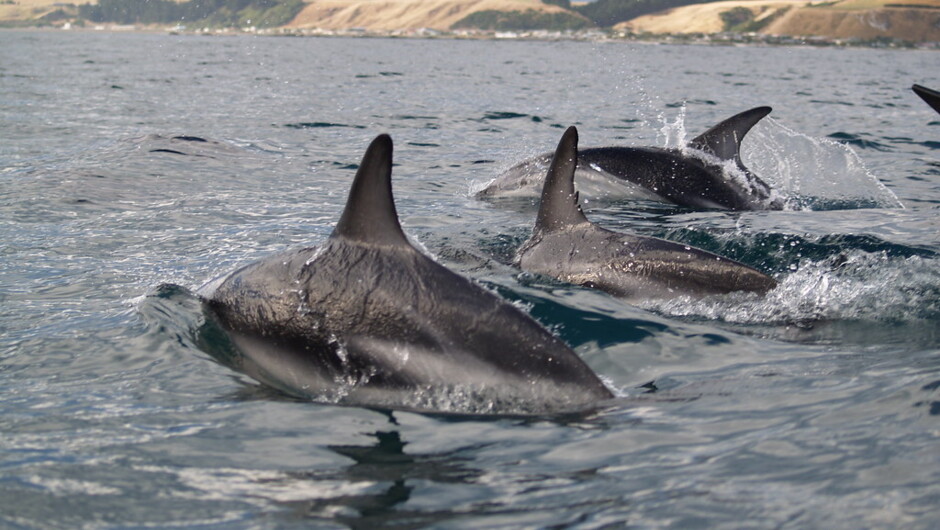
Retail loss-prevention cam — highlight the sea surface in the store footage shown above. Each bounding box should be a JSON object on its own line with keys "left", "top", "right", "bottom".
{"left": 1, "top": 30, "right": 939, "bottom": 528}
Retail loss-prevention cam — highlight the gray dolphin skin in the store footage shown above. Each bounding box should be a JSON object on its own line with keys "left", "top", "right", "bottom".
{"left": 198, "top": 134, "right": 613, "bottom": 414}
{"left": 517, "top": 126, "right": 778, "bottom": 302}
{"left": 479, "top": 107, "right": 783, "bottom": 210}
{"left": 912, "top": 84, "right": 940, "bottom": 115}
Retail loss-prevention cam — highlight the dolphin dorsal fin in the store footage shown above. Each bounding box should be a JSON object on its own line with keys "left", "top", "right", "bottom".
{"left": 688, "top": 106, "right": 772, "bottom": 162}
{"left": 913, "top": 84, "right": 940, "bottom": 115}
{"left": 331, "top": 134, "right": 408, "bottom": 246}
{"left": 535, "top": 126, "right": 590, "bottom": 233}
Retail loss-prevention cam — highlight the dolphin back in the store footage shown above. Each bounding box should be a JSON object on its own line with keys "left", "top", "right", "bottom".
{"left": 480, "top": 106, "right": 781, "bottom": 210}
{"left": 521, "top": 226, "right": 777, "bottom": 301}
{"left": 520, "top": 126, "right": 778, "bottom": 301}
{"left": 203, "top": 240, "right": 613, "bottom": 413}
{"left": 200, "top": 134, "right": 613, "bottom": 415}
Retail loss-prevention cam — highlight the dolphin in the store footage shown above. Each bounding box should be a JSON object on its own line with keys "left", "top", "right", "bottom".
{"left": 478, "top": 107, "right": 783, "bottom": 210}
{"left": 516, "top": 126, "right": 778, "bottom": 302}
{"left": 197, "top": 134, "right": 613, "bottom": 415}
{"left": 912, "top": 84, "right": 940, "bottom": 115}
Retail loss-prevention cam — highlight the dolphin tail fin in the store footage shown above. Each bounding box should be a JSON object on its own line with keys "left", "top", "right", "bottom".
{"left": 688, "top": 106, "right": 772, "bottom": 163}
{"left": 332, "top": 134, "right": 409, "bottom": 246}
{"left": 913, "top": 84, "right": 940, "bottom": 115}
{"left": 535, "top": 126, "right": 590, "bottom": 233}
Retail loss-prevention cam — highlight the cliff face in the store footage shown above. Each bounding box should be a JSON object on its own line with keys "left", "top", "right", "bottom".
{"left": 286, "top": 0, "right": 574, "bottom": 31}
{"left": 617, "top": 0, "right": 940, "bottom": 42}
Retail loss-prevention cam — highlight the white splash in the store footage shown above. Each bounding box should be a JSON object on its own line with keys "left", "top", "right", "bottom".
{"left": 658, "top": 105, "right": 689, "bottom": 149}
{"left": 741, "top": 118, "right": 903, "bottom": 210}
{"left": 642, "top": 251, "right": 939, "bottom": 324}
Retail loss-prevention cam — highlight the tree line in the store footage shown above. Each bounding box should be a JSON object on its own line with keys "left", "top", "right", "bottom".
{"left": 78, "top": 0, "right": 305, "bottom": 28}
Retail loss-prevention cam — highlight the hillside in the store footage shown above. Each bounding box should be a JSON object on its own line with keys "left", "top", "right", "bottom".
{"left": 617, "top": 0, "right": 940, "bottom": 42}
{"left": 616, "top": 0, "right": 803, "bottom": 34}
{"left": 0, "top": 0, "right": 591, "bottom": 31}
{"left": 2, "top": 0, "right": 939, "bottom": 43}
{"left": 765, "top": 2, "right": 940, "bottom": 41}
{"left": 286, "top": 0, "right": 584, "bottom": 31}
{"left": 0, "top": 0, "right": 93, "bottom": 24}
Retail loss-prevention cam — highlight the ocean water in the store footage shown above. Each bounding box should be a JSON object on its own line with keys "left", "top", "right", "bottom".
{"left": 1, "top": 31, "right": 939, "bottom": 528}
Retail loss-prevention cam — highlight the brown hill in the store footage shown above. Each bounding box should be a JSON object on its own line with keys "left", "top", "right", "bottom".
{"left": 3, "top": 0, "right": 939, "bottom": 42}
{"left": 765, "top": 5, "right": 940, "bottom": 41}
{"left": 0, "top": 0, "right": 93, "bottom": 23}
{"left": 617, "top": 0, "right": 940, "bottom": 42}
{"left": 0, "top": 0, "right": 577, "bottom": 29}
{"left": 286, "top": 0, "right": 575, "bottom": 31}
{"left": 617, "top": 0, "right": 803, "bottom": 34}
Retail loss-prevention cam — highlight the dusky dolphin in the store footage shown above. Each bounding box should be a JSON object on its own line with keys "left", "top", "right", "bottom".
{"left": 479, "top": 107, "right": 783, "bottom": 210}
{"left": 516, "top": 126, "right": 778, "bottom": 302}
{"left": 198, "top": 134, "right": 613, "bottom": 415}
{"left": 912, "top": 84, "right": 940, "bottom": 115}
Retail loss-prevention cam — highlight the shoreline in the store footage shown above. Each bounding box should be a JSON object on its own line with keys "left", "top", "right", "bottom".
{"left": 3, "top": 23, "right": 938, "bottom": 50}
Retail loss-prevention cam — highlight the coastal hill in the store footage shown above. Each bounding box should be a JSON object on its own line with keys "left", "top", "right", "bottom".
{"left": 284, "top": 0, "right": 940, "bottom": 41}
{"left": 617, "top": 0, "right": 811, "bottom": 34}
{"left": 287, "top": 0, "right": 585, "bottom": 32}
{"left": 618, "top": 0, "right": 940, "bottom": 42}
{"left": 2, "top": 0, "right": 939, "bottom": 43}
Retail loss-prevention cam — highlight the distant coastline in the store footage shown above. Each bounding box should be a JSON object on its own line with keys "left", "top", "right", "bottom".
{"left": 2, "top": 0, "right": 938, "bottom": 49}
{"left": 3, "top": 22, "right": 937, "bottom": 50}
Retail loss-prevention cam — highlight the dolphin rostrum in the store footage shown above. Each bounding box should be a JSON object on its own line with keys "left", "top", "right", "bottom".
{"left": 516, "top": 126, "right": 778, "bottom": 302}
{"left": 479, "top": 107, "right": 782, "bottom": 210}
{"left": 198, "top": 134, "right": 613, "bottom": 415}
{"left": 912, "top": 84, "right": 940, "bottom": 115}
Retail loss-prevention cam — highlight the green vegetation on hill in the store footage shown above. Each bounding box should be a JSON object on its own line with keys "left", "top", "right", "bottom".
{"left": 719, "top": 5, "right": 792, "bottom": 32}
{"left": 574, "top": 0, "right": 711, "bottom": 27}
{"left": 453, "top": 8, "right": 594, "bottom": 31}
{"left": 78, "top": 0, "right": 305, "bottom": 28}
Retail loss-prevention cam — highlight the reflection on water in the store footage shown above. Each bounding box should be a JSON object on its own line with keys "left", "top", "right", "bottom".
{"left": 283, "top": 425, "right": 481, "bottom": 528}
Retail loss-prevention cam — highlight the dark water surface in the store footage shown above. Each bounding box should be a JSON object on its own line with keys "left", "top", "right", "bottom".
{"left": 2, "top": 31, "right": 939, "bottom": 527}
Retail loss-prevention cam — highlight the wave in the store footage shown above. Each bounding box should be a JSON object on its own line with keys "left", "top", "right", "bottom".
{"left": 641, "top": 250, "right": 940, "bottom": 330}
